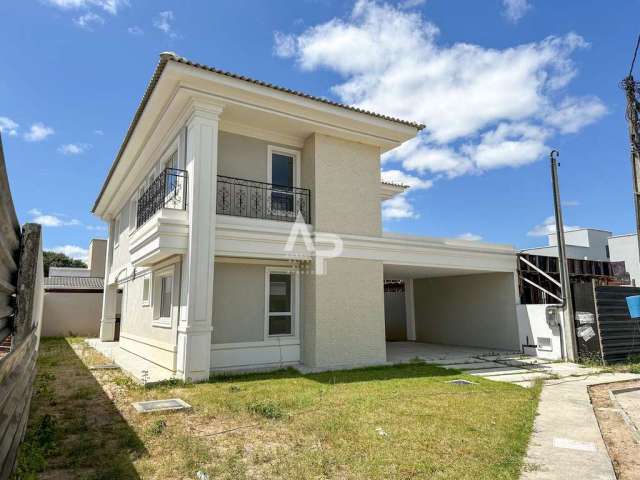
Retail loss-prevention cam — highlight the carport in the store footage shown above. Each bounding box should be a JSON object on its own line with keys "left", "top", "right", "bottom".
{"left": 378, "top": 234, "right": 522, "bottom": 361}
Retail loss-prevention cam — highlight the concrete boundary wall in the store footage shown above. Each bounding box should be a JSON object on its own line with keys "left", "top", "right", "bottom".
{"left": 42, "top": 291, "right": 103, "bottom": 337}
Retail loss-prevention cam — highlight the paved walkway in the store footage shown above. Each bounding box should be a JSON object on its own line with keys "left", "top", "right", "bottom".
{"left": 85, "top": 338, "right": 175, "bottom": 384}
{"left": 387, "top": 342, "right": 598, "bottom": 387}
{"left": 522, "top": 373, "right": 640, "bottom": 480}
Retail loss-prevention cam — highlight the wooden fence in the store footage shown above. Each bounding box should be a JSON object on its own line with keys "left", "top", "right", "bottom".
{"left": 0, "top": 132, "right": 44, "bottom": 479}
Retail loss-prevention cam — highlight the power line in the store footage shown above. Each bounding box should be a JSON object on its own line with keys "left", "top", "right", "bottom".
{"left": 629, "top": 34, "right": 640, "bottom": 78}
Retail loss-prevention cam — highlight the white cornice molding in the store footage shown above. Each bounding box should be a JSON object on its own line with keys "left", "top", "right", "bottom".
{"left": 219, "top": 119, "right": 304, "bottom": 148}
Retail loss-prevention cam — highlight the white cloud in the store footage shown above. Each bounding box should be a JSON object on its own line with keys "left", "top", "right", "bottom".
{"left": 274, "top": 31, "right": 296, "bottom": 57}
{"left": 86, "top": 224, "right": 107, "bottom": 231}
{"left": 44, "top": 0, "right": 128, "bottom": 15}
{"left": 127, "top": 25, "right": 143, "bottom": 35}
{"left": 457, "top": 232, "right": 483, "bottom": 241}
{"left": 93, "top": 129, "right": 104, "bottom": 135}
{"left": 58, "top": 143, "right": 91, "bottom": 155}
{"left": 381, "top": 169, "right": 433, "bottom": 189}
{"left": 544, "top": 96, "right": 607, "bottom": 134}
{"left": 382, "top": 194, "right": 419, "bottom": 220}
{"left": 0, "top": 117, "right": 19, "bottom": 136}
{"left": 49, "top": 245, "right": 89, "bottom": 262}
{"left": 527, "top": 216, "right": 581, "bottom": 236}
{"left": 154, "top": 10, "right": 177, "bottom": 38}
{"left": 74, "top": 12, "right": 104, "bottom": 29}
{"left": 276, "top": 0, "right": 605, "bottom": 192}
{"left": 30, "top": 209, "right": 81, "bottom": 227}
{"left": 562, "top": 200, "right": 580, "bottom": 207}
{"left": 461, "top": 122, "right": 550, "bottom": 170}
{"left": 398, "top": 0, "right": 426, "bottom": 9}
{"left": 33, "top": 215, "right": 81, "bottom": 227}
{"left": 502, "top": 0, "right": 531, "bottom": 23}
{"left": 23, "top": 123, "right": 54, "bottom": 142}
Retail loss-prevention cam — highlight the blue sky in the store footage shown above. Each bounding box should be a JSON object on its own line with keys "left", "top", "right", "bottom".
{"left": 1, "top": 0, "right": 639, "bottom": 260}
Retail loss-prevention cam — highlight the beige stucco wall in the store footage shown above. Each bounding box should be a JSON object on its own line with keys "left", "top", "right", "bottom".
{"left": 218, "top": 131, "right": 299, "bottom": 183}
{"left": 303, "top": 257, "right": 386, "bottom": 368}
{"left": 42, "top": 292, "right": 102, "bottom": 337}
{"left": 88, "top": 239, "right": 107, "bottom": 278}
{"left": 305, "top": 133, "right": 382, "bottom": 236}
{"left": 111, "top": 203, "right": 131, "bottom": 272}
{"left": 413, "top": 272, "right": 520, "bottom": 350}
{"left": 118, "top": 261, "right": 180, "bottom": 371}
{"left": 212, "top": 262, "right": 266, "bottom": 344}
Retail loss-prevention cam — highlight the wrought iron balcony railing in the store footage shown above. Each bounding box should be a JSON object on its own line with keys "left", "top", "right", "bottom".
{"left": 136, "top": 168, "right": 188, "bottom": 228}
{"left": 216, "top": 175, "right": 311, "bottom": 224}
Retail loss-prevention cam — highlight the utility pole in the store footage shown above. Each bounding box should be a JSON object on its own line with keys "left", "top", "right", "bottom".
{"left": 550, "top": 150, "right": 577, "bottom": 361}
{"left": 622, "top": 35, "right": 640, "bottom": 275}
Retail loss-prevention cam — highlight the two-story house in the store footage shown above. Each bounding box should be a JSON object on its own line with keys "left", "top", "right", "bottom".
{"left": 93, "top": 53, "right": 523, "bottom": 382}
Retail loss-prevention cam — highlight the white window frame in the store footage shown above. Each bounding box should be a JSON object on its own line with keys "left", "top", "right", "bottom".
{"left": 141, "top": 275, "right": 151, "bottom": 307}
{"left": 267, "top": 145, "right": 301, "bottom": 188}
{"left": 128, "top": 194, "right": 137, "bottom": 232}
{"left": 267, "top": 146, "right": 301, "bottom": 220}
{"left": 264, "top": 267, "right": 299, "bottom": 339}
{"left": 152, "top": 265, "right": 176, "bottom": 328}
{"left": 113, "top": 214, "right": 121, "bottom": 249}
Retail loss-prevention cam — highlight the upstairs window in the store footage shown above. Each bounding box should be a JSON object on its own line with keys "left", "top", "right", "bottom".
{"left": 268, "top": 147, "right": 300, "bottom": 218}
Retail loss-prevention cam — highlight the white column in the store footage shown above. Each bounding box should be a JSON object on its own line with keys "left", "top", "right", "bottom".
{"left": 99, "top": 219, "right": 117, "bottom": 341}
{"left": 404, "top": 278, "right": 416, "bottom": 341}
{"left": 176, "top": 101, "right": 223, "bottom": 382}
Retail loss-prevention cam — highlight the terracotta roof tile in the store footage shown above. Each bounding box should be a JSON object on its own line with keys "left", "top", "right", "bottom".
{"left": 93, "top": 53, "right": 424, "bottom": 212}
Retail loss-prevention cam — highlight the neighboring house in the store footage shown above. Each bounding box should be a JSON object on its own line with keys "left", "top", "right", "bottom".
{"left": 92, "top": 52, "right": 524, "bottom": 382}
{"left": 43, "top": 239, "right": 111, "bottom": 337}
{"left": 521, "top": 228, "right": 612, "bottom": 262}
{"left": 522, "top": 228, "right": 640, "bottom": 285}
{"left": 608, "top": 233, "right": 640, "bottom": 285}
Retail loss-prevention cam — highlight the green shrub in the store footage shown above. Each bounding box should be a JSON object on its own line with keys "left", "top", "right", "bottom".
{"left": 247, "top": 401, "right": 285, "bottom": 420}
{"left": 146, "top": 419, "right": 167, "bottom": 436}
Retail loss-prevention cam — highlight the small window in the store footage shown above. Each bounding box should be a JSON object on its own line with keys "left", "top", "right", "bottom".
{"left": 267, "top": 271, "right": 293, "bottom": 336}
{"left": 142, "top": 276, "right": 150, "bottom": 306}
{"left": 152, "top": 266, "right": 176, "bottom": 327}
{"left": 114, "top": 214, "right": 121, "bottom": 248}
{"left": 159, "top": 276, "right": 172, "bottom": 319}
{"left": 129, "top": 196, "right": 137, "bottom": 231}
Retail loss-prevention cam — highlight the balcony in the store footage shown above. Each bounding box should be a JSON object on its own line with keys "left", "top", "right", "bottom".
{"left": 216, "top": 175, "right": 311, "bottom": 224}
{"left": 130, "top": 168, "right": 189, "bottom": 267}
{"left": 137, "top": 168, "right": 188, "bottom": 228}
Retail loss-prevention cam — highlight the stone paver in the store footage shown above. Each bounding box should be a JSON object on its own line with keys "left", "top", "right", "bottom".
{"left": 521, "top": 373, "right": 640, "bottom": 480}
{"left": 613, "top": 387, "right": 640, "bottom": 432}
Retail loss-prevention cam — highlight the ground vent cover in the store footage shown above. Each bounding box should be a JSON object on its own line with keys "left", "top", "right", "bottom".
{"left": 446, "top": 379, "right": 476, "bottom": 386}
{"left": 132, "top": 398, "right": 191, "bottom": 413}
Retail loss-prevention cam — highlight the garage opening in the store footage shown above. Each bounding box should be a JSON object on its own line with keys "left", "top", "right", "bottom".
{"left": 383, "top": 265, "right": 521, "bottom": 363}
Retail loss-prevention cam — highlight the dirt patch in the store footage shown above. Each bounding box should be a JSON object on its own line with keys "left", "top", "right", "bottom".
{"left": 589, "top": 380, "right": 640, "bottom": 480}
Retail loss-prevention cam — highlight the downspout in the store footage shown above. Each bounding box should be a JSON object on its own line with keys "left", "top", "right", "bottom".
{"left": 550, "top": 150, "right": 577, "bottom": 361}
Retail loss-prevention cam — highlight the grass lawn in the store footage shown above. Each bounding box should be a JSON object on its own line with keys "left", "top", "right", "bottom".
{"left": 14, "top": 338, "right": 541, "bottom": 479}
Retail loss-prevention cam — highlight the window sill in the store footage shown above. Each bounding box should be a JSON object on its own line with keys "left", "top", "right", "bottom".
{"left": 151, "top": 320, "right": 172, "bottom": 329}
{"left": 267, "top": 333, "right": 295, "bottom": 339}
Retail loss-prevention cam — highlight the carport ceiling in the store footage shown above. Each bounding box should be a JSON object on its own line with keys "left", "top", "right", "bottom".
{"left": 383, "top": 264, "right": 493, "bottom": 280}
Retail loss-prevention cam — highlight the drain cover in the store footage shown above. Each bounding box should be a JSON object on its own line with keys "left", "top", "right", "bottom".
{"left": 446, "top": 379, "right": 476, "bottom": 385}
{"left": 133, "top": 398, "right": 191, "bottom": 413}
{"left": 89, "top": 364, "right": 119, "bottom": 370}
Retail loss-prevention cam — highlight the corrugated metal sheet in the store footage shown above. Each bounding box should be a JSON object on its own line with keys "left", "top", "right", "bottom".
{"left": 594, "top": 286, "right": 640, "bottom": 363}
